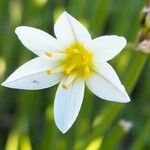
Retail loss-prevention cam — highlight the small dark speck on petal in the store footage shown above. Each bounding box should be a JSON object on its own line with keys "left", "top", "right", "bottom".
{"left": 32, "top": 80, "right": 39, "bottom": 84}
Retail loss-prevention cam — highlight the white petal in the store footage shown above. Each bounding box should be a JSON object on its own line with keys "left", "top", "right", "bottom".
{"left": 54, "top": 11, "right": 91, "bottom": 47}
{"left": 86, "top": 62, "right": 130, "bottom": 103}
{"left": 54, "top": 77, "right": 85, "bottom": 133}
{"left": 2, "top": 57, "right": 63, "bottom": 90}
{"left": 87, "top": 35, "right": 126, "bottom": 61}
{"left": 15, "top": 26, "right": 62, "bottom": 56}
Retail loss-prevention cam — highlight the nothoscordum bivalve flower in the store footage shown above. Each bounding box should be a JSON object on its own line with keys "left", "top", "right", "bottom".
{"left": 1, "top": 11, "right": 130, "bottom": 133}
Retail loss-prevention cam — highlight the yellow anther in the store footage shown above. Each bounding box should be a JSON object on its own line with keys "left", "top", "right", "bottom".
{"left": 46, "top": 69, "right": 52, "bottom": 75}
{"left": 66, "top": 64, "right": 76, "bottom": 74}
{"left": 45, "top": 51, "right": 52, "bottom": 57}
{"left": 62, "top": 84, "right": 68, "bottom": 90}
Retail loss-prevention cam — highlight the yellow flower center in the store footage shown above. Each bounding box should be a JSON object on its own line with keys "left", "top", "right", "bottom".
{"left": 63, "top": 44, "right": 94, "bottom": 79}
{"left": 45, "top": 43, "right": 94, "bottom": 89}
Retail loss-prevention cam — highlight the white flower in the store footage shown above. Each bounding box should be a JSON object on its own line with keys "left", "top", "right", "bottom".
{"left": 2, "top": 11, "right": 130, "bottom": 133}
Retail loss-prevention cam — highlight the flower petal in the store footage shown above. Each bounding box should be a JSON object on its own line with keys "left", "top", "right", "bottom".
{"left": 54, "top": 11, "right": 91, "bottom": 47}
{"left": 86, "top": 62, "right": 130, "bottom": 103}
{"left": 15, "top": 26, "right": 62, "bottom": 56}
{"left": 87, "top": 35, "right": 126, "bottom": 61}
{"left": 54, "top": 77, "right": 85, "bottom": 133}
{"left": 2, "top": 57, "right": 63, "bottom": 90}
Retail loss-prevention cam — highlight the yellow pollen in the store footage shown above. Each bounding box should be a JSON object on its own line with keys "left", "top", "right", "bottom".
{"left": 46, "top": 69, "right": 52, "bottom": 75}
{"left": 62, "top": 84, "right": 68, "bottom": 90}
{"left": 45, "top": 51, "right": 52, "bottom": 57}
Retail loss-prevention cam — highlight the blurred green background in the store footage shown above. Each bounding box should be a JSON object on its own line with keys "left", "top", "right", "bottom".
{"left": 0, "top": 0, "right": 150, "bottom": 150}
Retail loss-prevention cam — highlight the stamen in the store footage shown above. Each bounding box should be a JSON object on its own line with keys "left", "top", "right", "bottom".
{"left": 83, "top": 53, "right": 90, "bottom": 65}
{"left": 84, "top": 66, "right": 91, "bottom": 79}
{"left": 66, "top": 64, "right": 76, "bottom": 74}
{"left": 46, "top": 69, "right": 52, "bottom": 75}
{"left": 62, "top": 73, "right": 78, "bottom": 90}
{"left": 51, "top": 65, "right": 65, "bottom": 73}
{"left": 46, "top": 65, "right": 65, "bottom": 75}
{"left": 67, "top": 48, "right": 79, "bottom": 54}
{"left": 62, "top": 84, "right": 68, "bottom": 90}
{"left": 45, "top": 44, "right": 93, "bottom": 80}
{"left": 45, "top": 51, "right": 52, "bottom": 57}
